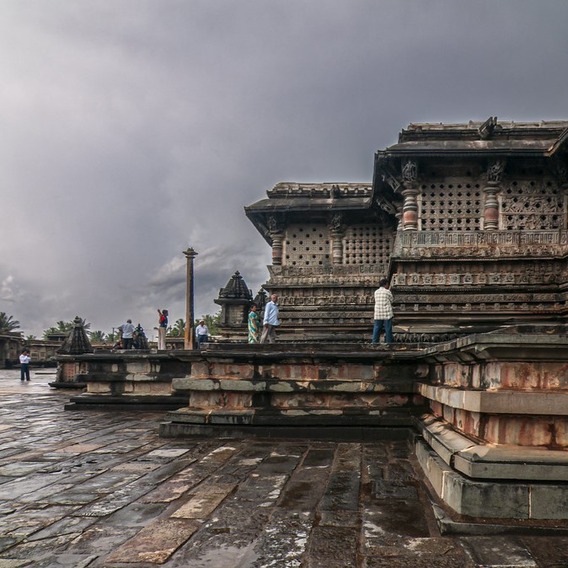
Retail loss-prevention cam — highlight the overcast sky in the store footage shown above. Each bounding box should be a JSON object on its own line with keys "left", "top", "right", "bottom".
{"left": 1, "top": 0, "right": 567, "bottom": 338}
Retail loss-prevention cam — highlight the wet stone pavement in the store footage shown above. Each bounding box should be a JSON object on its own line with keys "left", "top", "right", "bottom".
{"left": 1, "top": 371, "right": 568, "bottom": 567}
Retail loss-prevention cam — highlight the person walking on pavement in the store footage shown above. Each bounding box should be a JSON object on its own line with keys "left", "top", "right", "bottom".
{"left": 157, "top": 309, "right": 168, "bottom": 350}
{"left": 19, "top": 349, "right": 31, "bottom": 381}
{"left": 121, "top": 319, "right": 135, "bottom": 350}
{"left": 260, "top": 293, "right": 281, "bottom": 344}
{"left": 372, "top": 278, "right": 394, "bottom": 344}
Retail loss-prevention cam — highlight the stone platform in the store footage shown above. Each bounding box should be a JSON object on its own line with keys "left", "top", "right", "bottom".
{"left": 2, "top": 369, "right": 568, "bottom": 567}
{"left": 54, "top": 327, "right": 568, "bottom": 528}
{"left": 160, "top": 343, "right": 428, "bottom": 439}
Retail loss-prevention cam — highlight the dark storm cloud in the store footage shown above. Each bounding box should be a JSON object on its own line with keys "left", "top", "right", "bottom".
{"left": 1, "top": 0, "right": 567, "bottom": 336}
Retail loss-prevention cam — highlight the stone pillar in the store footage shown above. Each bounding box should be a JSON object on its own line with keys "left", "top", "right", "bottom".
{"left": 552, "top": 157, "right": 568, "bottom": 229}
{"left": 267, "top": 215, "right": 284, "bottom": 266}
{"left": 329, "top": 213, "right": 344, "bottom": 265}
{"left": 401, "top": 159, "right": 419, "bottom": 231}
{"left": 183, "top": 247, "right": 198, "bottom": 350}
{"left": 483, "top": 160, "right": 505, "bottom": 230}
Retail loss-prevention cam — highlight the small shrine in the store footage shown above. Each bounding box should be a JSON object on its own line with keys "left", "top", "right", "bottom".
{"left": 214, "top": 271, "right": 253, "bottom": 339}
{"left": 58, "top": 316, "right": 93, "bottom": 355}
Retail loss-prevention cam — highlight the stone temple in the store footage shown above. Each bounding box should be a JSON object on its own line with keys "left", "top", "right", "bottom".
{"left": 243, "top": 118, "right": 568, "bottom": 341}
{"left": 59, "top": 118, "right": 568, "bottom": 529}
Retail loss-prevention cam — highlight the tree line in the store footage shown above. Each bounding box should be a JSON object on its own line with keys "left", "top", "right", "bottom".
{"left": 0, "top": 311, "right": 221, "bottom": 342}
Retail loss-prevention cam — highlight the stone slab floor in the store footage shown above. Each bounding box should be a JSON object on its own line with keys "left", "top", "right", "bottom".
{"left": 0, "top": 370, "right": 567, "bottom": 568}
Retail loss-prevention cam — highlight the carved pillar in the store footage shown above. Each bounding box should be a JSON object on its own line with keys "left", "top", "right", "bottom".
{"left": 552, "top": 157, "right": 568, "bottom": 229}
{"left": 401, "top": 159, "right": 419, "bottom": 231}
{"left": 483, "top": 160, "right": 505, "bottom": 230}
{"left": 329, "top": 213, "right": 344, "bottom": 265}
{"left": 267, "top": 215, "right": 284, "bottom": 266}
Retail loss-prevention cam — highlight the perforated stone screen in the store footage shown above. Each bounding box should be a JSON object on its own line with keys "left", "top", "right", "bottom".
{"left": 284, "top": 224, "right": 330, "bottom": 266}
{"left": 343, "top": 224, "right": 393, "bottom": 265}
{"left": 419, "top": 180, "right": 482, "bottom": 231}
{"left": 501, "top": 179, "right": 564, "bottom": 230}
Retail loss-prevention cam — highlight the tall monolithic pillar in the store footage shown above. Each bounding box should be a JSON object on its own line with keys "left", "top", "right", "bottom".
{"left": 183, "top": 247, "right": 198, "bottom": 350}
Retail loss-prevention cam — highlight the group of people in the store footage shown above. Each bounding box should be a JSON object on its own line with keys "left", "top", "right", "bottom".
{"left": 44, "top": 280, "right": 391, "bottom": 359}
{"left": 247, "top": 280, "right": 394, "bottom": 345}
{"left": 158, "top": 309, "right": 210, "bottom": 349}
{"left": 247, "top": 293, "right": 281, "bottom": 343}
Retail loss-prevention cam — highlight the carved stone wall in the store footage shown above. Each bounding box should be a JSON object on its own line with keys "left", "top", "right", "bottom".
{"left": 245, "top": 121, "right": 568, "bottom": 340}
{"left": 501, "top": 178, "right": 564, "bottom": 230}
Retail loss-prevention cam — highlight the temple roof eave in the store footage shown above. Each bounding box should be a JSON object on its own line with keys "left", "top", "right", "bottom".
{"left": 245, "top": 196, "right": 373, "bottom": 213}
{"left": 380, "top": 125, "right": 568, "bottom": 159}
{"left": 245, "top": 196, "right": 375, "bottom": 244}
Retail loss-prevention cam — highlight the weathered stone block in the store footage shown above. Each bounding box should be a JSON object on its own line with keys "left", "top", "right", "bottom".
{"left": 210, "top": 361, "right": 255, "bottom": 380}
{"left": 416, "top": 440, "right": 531, "bottom": 519}
{"left": 219, "top": 379, "right": 265, "bottom": 392}
{"left": 530, "top": 485, "right": 568, "bottom": 519}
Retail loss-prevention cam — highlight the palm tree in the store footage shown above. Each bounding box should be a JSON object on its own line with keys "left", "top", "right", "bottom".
{"left": 169, "top": 319, "right": 186, "bottom": 337}
{"left": 0, "top": 312, "right": 20, "bottom": 333}
{"left": 43, "top": 317, "right": 91, "bottom": 339}
{"left": 89, "top": 330, "right": 106, "bottom": 343}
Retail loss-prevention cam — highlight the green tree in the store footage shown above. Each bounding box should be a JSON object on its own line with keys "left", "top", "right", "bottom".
{"left": 43, "top": 318, "right": 91, "bottom": 339}
{"left": 90, "top": 330, "right": 106, "bottom": 343}
{"left": 106, "top": 331, "right": 118, "bottom": 343}
{"left": 25, "top": 335, "right": 36, "bottom": 341}
{"left": 0, "top": 312, "right": 20, "bottom": 333}
{"left": 169, "top": 319, "right": 186, "bottom": 337}
{"left": 196, "top": 312, "right": 221, "bottom": 336}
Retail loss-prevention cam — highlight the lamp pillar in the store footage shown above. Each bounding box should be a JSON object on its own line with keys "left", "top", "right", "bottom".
{"left": 183, "top": 247, "right": 198, "bottom": 350}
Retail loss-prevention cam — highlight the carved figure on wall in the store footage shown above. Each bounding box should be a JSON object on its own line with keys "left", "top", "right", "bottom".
{"left": 329, "top": 213, "right": 343, "bottom": 232}
{"left": 267, "top": 215, "right": 282, "bottom": 233}
{"left": 487, "top": 160, "right": 505, "bottom": 183}
{"left": 401, "top": 159, "right": 417, "bottom": 183}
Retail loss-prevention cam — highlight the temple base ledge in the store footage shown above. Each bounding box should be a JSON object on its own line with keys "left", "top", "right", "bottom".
{"left": 64, "top": 394, "right": 189, "bottom": 411}
{"left": 416, "top": 413, "right": 568, "bottom": 481}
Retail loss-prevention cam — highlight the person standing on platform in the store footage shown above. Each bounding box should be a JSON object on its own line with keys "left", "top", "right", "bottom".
{"left": 19, "top": 349, "right": 31, "bottom": 381}
{"left": 157, "top": 309, "right": 168, "bottom": 350}
{"left": 260, "top": 294, "right": 281, "bottom": 343}
{"left": 248, "top": 304, "right": 260, "bottom": 343}
{"left": 121, "top": 319, "right": 135, "bottom": 350}
{"left": 372, "top": 278, "right": 394, "bottom": 344}
{"left": 195, "top": 319, "right": 209, "bottom": 348}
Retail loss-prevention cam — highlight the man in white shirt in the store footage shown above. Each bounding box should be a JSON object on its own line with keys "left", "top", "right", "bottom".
{"left": 121, "top": 319, "right": 135, "bottom": 349}
{"left": 372, "top": 279, "right": 394, "bottom": 344}
{"left": 195, "top": 320, "right": 209, "bottom": 348}
{"left": 260, "top": 294, "right": 281, "bottom": 343}
{"left": 19, "top": 349, "right": 31, "bottom": 381}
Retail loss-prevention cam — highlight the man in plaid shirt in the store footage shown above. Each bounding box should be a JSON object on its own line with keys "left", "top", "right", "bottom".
{"left": 372, "top": 278, "right": 394, "bottom": 344}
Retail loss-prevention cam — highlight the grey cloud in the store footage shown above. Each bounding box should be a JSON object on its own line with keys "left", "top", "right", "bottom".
{"left": 1, "top": 0, "right": 567, "bottom": 337}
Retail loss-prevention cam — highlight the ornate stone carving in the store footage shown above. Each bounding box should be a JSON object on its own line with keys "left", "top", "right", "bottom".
{"left": 402, "top": 159, "right": 418, "bottom": 183}
{"left": 478, "top": 116, "right": 498, "bottom": 140}
{"left": 267, "top": 215, "right": 282, "bottom": 233}
{"left": 487, "top": 160, "right": 505, "bottom": 183}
